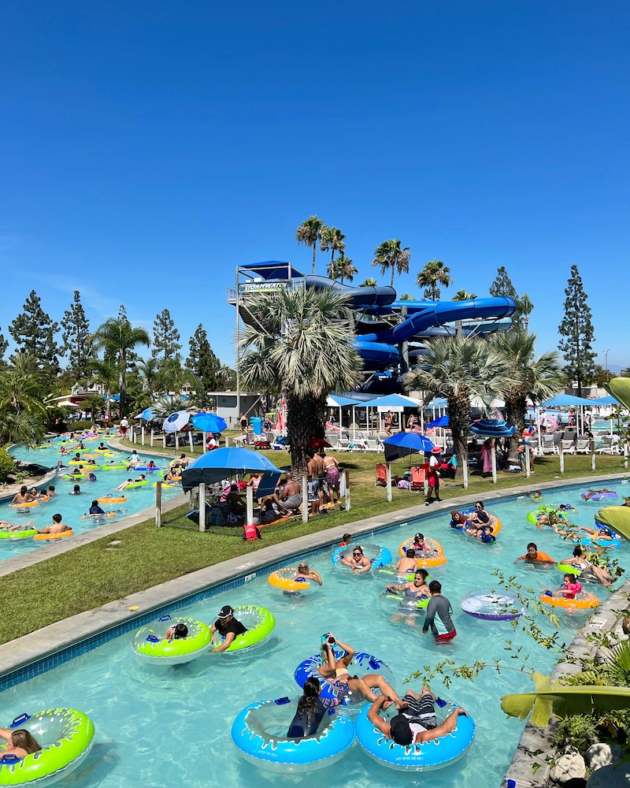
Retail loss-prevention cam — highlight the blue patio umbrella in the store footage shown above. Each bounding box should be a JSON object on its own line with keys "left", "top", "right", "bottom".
{"left": 141, "top": 407, "right": 155, "bottom": 421}
{"left": 470, "top": 418, "right": 515, "bottom": 437}
{"left": 191, "top": 412, "right": 228, "bottom": 433}
{"left": 182, "top": 448, "right": 282, "bottom": 493}
{"left": 382, "top": 432, "right": 435, "bottom": 462}
{"left": 426, "top": 415, "right": 449, "bottom": 428}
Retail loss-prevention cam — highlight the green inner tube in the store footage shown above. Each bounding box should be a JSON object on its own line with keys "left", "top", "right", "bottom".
{"left": 132, "top": 617, "right": 212, "bottom": 663}
{"left": 557, "top": 563, "right": 581, "bottom": 576}
{"left": 0, "top": 708, "right": 95, "bottom": 786}
{"left": 0, "top": 529, "right": 38, "bottom": 540}
{"left": 223, "top": 606, "right": 276, "bottom": 652}
{"left": 527, "top": 508, "right": 567, "bottom": 526}
{"left": 101, "top": 465, "right": 127, "bottom": 471}
{"left": 379, "top": 589, "right": 430, "bottom": 610}
{"left": 62, "top": 474, "right": 86, "bottom": 480}
{"left": 125, "top": 481, "right": 149, "bottom": 489}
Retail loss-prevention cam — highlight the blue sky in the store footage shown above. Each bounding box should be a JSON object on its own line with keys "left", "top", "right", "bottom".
{"left": 1, "top": 1, "right": 629, "bottom": 372}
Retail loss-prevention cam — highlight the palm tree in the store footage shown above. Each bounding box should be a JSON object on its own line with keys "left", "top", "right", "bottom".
{"left": 329, "top": 255, "right": 358, "bottom": 284}
{"left": 360, "top": 278, "right": 378, "bottom": 287}
{"left": 416, "top": 260, "right": 452, "bottom": 301}
{"left": 154, "top": 357, "right": 186, "bottom": 395}
{"left": 320, "top": 226, "right": 346, "bottom": 269}
{"left": 239, "top": 288, "right": 363, "bottom": 475}
{"left": 516, "top": 293, "right": 534, "bottom": 333}
{"left": 452, "top": 289, "right": 477, "bottom": 301}
{"left": 371, "top": 240, "right": 411, "bottom": 287}
{"left": 399, "top": 293, "right": 417, "bottom": 301}
{"left": 82, "top": 394, "right": 104, "bottom": 423}
{"left": 405, "top": 337, "right": 511, "bottom": 477}
{"left": 92, "top": 318, "right": 150, "bottom": 417}
{"left": 0, "top": 354, "right": 46, "bottom": 418}
{"left": 90, "top": 358, "right": 118, "bottom": 417}
{"left": 296, "top": 216, "right": 326, "bottom": 275}
{"left": 152, "top": 394, "right": 192, "bottom": 418}
{"left": 492, "top": 330, "right": 563, "bottom": 461}
{"left": 136, "top": 357, "right": 159, "bottom": 393}
{"left": 0, "top": 411, "right": 45, "bottom": 446}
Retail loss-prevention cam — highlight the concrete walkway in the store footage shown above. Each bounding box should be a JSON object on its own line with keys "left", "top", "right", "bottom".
{"left": 1, "top": 470, "right": 628, "bottom": 682}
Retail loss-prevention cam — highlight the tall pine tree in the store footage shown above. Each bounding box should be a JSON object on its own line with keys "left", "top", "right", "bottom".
{"left": 0, "top": 326, "right": 8, "bottom": 364}
{"left": 115, "top": 305, "right": 139, "bottom": 367}
{"left": 558, "top": 265, "right": 596, "bottom": 397}
{"left": 9, "top": 290, "right": 60, "bottom": 375}
{"left": 60, "top": 290, "right": 93, "bottom": 379}
{"left": 152, "top": 308, "right": 182, "bottom": 361}
{"left": 489, "top": 266, "right": 527, "bottom": 329}
{"left": 186, "top": 324, "right": 220, "bottom": 389}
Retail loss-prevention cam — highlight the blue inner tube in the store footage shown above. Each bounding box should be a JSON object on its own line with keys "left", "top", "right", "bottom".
{"left": 579, "top": 536, "right": 621, "bottom": 548}
{"left": 331, "top": 543, "right": 393, "bottom": 569}
{"left": 355, "top": 699, "right": 475, "bottom": 771}
{"left": 231, "top": 697, "right": 355, "bottom": 773}
{"left": 294, "top": 650, "right": 395, "bottom": 706}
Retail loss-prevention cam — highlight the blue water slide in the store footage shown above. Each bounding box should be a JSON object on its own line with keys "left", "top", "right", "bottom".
{"left": 304, "top": 275, "right": 396, "bottom": 309}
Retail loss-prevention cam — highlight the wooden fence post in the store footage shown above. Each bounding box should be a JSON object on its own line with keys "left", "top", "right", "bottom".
{"left": 302, "top": 475, "right": 309, "bottom": 523}
{"left": 155, "top": 481, "right": 162, "bottom": 527}
{"left": 386, "top": 463, "right": 392, "bottom": 503}
{"left": 198, "top": 483, "right": 206, "bottom": 532}
{"left": 344, "top": 469, "right": 351, "bottom": 511}
{"left": 559, "top": 446, "right": 565, "bottom": 474}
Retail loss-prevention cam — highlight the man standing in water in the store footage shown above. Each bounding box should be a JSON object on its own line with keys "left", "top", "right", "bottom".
{"left": 422, "top": 580, "right": 456, "bottom": 643}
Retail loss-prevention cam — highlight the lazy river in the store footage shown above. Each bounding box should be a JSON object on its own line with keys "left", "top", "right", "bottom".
{"left": 1, "top": 442, "right": 182, "bottom": 560}
{"left": 0, "top": 478, "right": 628, "bottom": 786}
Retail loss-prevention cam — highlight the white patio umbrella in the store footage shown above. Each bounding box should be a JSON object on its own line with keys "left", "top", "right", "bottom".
{"left": 163, "top": 410, "right": 190, "bottom": 433}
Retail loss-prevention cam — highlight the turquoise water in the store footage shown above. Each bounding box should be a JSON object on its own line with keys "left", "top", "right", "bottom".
{"left": 1, "top": 479, "right": 628, "bottom": 786}
{"left": 1, "top": 442, "right": 182, "bottom": 560}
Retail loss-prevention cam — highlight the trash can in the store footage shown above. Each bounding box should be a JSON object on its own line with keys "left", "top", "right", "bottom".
{"left": 251, "top": 417, "right": 263, "bottom": 435}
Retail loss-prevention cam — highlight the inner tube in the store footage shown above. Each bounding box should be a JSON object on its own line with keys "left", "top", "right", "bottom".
{"left": 331, "top": 543, "right": 392, "bottom": 571}
{"left": 540, "top": 590, "right": 600, "bottom": 610}
{"left": 81, "top": 512, "right": 117, "bottom": 520}
{"left": 378, "top": 589, "right": 429, "bottom": 613}
{"left": 581, "top": 490, "right": 619, "bottom": 502}
{"left": 0, "top": 708, "right": 95, "bottom": 784}
{"left": 101, "top": 465, "right": 127, "bottom": 471}
{"left": 398, "top": 536, "right": 444, "bottom": 557}
{"left": 460, "top": 507, "right": 502, "bottom": 535}
{"left": 34, "top": 530, "right": 74, "bottom": 541}
{"left": 371, "top": 566, "right": 416, "bottom": 584}
{"left": 526, "top": 508, "right": 567, "bottom": 526}
{"left": 557, "top": 563, "right": 581, "bottom": 576}
{"left": 231, "top": 697, "right": 354, "bottom": 773}
{"left": 460, "top": 590, "right": 524, "bottom": 621}
{"left": 217, "top": 606, "right": 275, "bottom": 652}
{"left": 0, "top": 528, "right": 38, "bottom": 540}
{"left": 579, "top": 535, "right": 621, "bottom": 548}
{"left": 62, "top": 474, "right": 86, "bottom": 480}
{"left": 294, "top": 650, "right": 395, "bottom": 707}
{"left": 98, "top": 496, "right": 127, "bottom": 504}
{"left": 355, "top": 699, "right": 475, "bottom": 771}
{"left": 132, "top": 466, "right": 160, "bottom": 472}
{"left": 125, "top": 481, "right": 149, "bottom": 489}
{"left": 9, "top": 501, "right": 38, "bottom": 509}
{"left": 131, "top": 616, "right": 211, "bottom": 665}
{"left": 268, "top": 568, "right": 319, "bottom": 594}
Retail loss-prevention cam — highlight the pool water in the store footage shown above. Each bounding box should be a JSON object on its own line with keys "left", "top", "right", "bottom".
{"left": 1, "top": 480, "right": 628, "bottom": 787}
{"left": 1, "top": 442, "right": 182, "bottom": 560}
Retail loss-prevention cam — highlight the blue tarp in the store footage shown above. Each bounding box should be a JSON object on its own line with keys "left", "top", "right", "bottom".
{"left": 541, "top": 394, "right": 595, "bottom": 407}
{"left": 382, "top": 432, "right": 435, "bottom": 461}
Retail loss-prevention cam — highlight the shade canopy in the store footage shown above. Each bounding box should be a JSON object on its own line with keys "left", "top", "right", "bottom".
{"left": 427, "top": 415, "right": 449, "bottom": 428}
{"left": 541, "top": 393, "right": 595, "bottom": 407}
{"left": 163, "top": 411, "right": 190, "bottom": 434}
{"left": 364, "top": 393, "right": 421, "bottom": 409}
{"left": 470, "top": 418, "right": 516, "bottom": 437}
{"left": 182, "top": 448, "right": 281, "bottom": 492}
{"left": 191, "top": 412, "right": 228, "bottom": 433}
{"left": 327, "top": 394, "right": 363, "bottom": 407}
{"left": 140, "top": 407, "right": 155, "bottom": 421}
{"left": 426, "top": 397, "right": 448, "bottom": 410}
{"left": 589, "top": 395, "right": 620, "bottom": 406}
{"left": 382, "top": 431, "right": 435, "bottom": 461}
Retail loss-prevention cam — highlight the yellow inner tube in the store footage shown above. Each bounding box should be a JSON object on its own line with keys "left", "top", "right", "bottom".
{"left": 10, "top": 500, "right": 39, "bottom": 508}
{"left": 540, "top": 591, "right": 600, "bottom": 610}
{"left": 398, "top": 535, "right": 444, "bottom": 556}
{"left": 268, "top": 568, "right": 316, "bottom": 592}
{"left": 34, "top": 530, "right": 74, "bottom": 540}
{"left": 98, "top": 496, "right": 127, "bottom": 504}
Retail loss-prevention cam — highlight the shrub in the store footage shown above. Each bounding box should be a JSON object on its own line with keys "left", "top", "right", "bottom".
{"left": 0, "top": 447, "right": 15, "bottom": 483}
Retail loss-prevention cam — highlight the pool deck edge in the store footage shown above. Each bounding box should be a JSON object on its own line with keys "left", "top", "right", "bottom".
{"left": 0, "top": 470, "right": 628, "bottom": 685}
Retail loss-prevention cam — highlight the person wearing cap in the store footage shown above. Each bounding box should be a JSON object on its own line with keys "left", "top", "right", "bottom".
{"left": 425, "top": 447, "right": 442, "bottom": 506}
{"left": 367, "top": 693, "right": 466, "bottom": 746}
{"left": 318, "top": 634, "right": 403, "bottom": 707}
{"left": 210, "top": 606, "right": 248, "bottom": 652}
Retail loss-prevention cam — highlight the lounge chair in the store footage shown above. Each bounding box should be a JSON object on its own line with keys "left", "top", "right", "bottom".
{"left": 375, "top": 463, "right": 387, "bottom": 486}
{"left": 541, "top": 435, "right": 556, "bottom": 455}
{"left": 410, "top": 466, "right": 427, "bottom": 491}
{"left": 364, "top": 438, "right": 380, "bottom": 452}
{"left": 560, "top": 439, "right": 574, "bottom": 454}
{"left": 575, "top": 438, "right": 591, "bottom": 454}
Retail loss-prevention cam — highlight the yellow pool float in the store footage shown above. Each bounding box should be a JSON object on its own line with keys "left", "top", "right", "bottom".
{"left": 34, "top": 530, "right": 75, "bottom": 540}
{"left": 268, "top": 568, "right": 319, "bottom": 594}
{"left": 540, "top": 590, "right": 600, "bottom": 610}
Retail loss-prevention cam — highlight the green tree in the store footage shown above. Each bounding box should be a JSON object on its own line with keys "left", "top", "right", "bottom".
{"left": 136, "top": 357, "right": 159, "bottom": 394}
{"left": 296, "top": 216, "right": 327, "bottom": 275}
{"left": 516, "top": 293, "right": 534, "bottom": 333}
{"left": 492, "top": 330, "right": 563, "bottom": 461}
{"left": 489, "top": 266, "right": 518, "bottom": 299}
{"left": 152, "top": 308, "right": 182, "bottom": 361}
{"left": 452, "top": 289, "right": 477, "bottom": 301}
{"left": 371, "top": 240, "right": 411, "bottom": 287}
{"left": 90, "top": 358, "right": 118, "bottom": 417}
{"left": 0, "top": 326, "right": 8, "bottom": 364}
{"left": 360, "top": 278, "right": 377, "bottom": 287}
{"left": 594, "top": 365, "right": 616, "bottom": 387}
{"left": 9, "top": 290, "right": 60, "bottom": 375}
{"left": 329, "top": 255, "right": 358, "bottom": 284}
{"left": 558, "top": 265, "right": 596, "bottom": 398}
{"left": 0, "top": 353, "right": 47, "bottom": 445}
{"left": 399, "top": 293, "right": 417, "bottom": 301}
{"left": 155, "top": 357, "right": 186, "bottom": 394}
{"left": 92, "top": 318, "right": 150, "bottom": 416}
{"left": 320, "top": 226, "right": 346, "bottom": 268}
{"left": 416, "top": 260, "right": 452, "bottom": 301}
{"left": 406, "top": 337, "right": 510, "bottom": 477}
{"left": 186, "top": 324, "right": 221, "bottom": 389}
{"left": 217, "top": 364, "right": 236, "bottom": 389}
{"left": 151, "top": 394, "right": 193, "bottom": 418}
{"left": 239, "top": 288, "right": 362, "bottom": 475}
{"left": 60, "top": 290, "right": 93, "bottom": 380}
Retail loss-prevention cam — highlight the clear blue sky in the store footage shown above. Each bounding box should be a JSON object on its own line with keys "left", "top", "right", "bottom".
{"left": 2, "top": 1, "right": 629, "bottom": 371}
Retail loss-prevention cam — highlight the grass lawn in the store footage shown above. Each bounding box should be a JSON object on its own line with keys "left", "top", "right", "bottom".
{"left": 0, "top": 441, "right": 627, "bottom": 646}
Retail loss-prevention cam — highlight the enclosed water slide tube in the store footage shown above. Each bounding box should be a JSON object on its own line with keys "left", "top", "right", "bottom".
{"left": 304, "top": 275, "right": 396, "bottom": 308}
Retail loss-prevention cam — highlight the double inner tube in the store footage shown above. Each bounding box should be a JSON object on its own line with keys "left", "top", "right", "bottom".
{"left": 132, "top": 615, "right": 212, "bottom": 665}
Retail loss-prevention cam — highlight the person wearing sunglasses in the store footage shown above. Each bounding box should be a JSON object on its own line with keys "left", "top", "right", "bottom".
{"left": 340, "top": 546, "right": 372, "bottom": 574}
